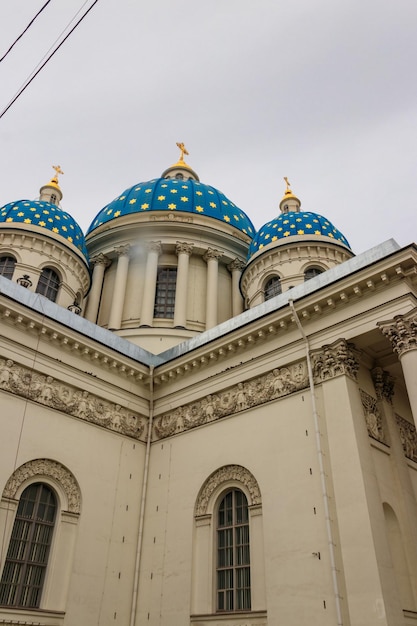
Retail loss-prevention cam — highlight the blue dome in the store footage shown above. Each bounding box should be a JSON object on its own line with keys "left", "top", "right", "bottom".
{"left": 0, "top": 200, "right": 89, "bottom": 260}
{"left": 248, "top": 211, "right": 351, "bottom": 258}
{"left": 87, "top": 178, "right": 255, "bottom": 238}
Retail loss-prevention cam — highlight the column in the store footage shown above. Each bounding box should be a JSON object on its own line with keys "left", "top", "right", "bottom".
{"left": 203, "top": 248, "right": 222, "bottom": 330}
{"left": 228, "top": 258, "right": 245, "bottom": 317}
{"left": 378, "top": 308, "right": 417, "bottom": 424}
{"left": 108, "top": 245, "right": 130, "bottom": 330}
{"left": 174, "top": 242, "right": 193, "bottom": 328}
{"left": 140, "top": 241, "right": 161, "bottom": 327}
{"left": 84, "top": 254, "right": 111, "bottom": 323}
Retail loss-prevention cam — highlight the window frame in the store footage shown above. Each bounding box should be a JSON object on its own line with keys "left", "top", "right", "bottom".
{"left": 36, "top": 267, "right": 61, "bottom": 302}
{"left": 0, "top": 255, "right": 17, "bottom": 280}
{"left": 264, "top": 275, "right": 282, "bottom": 301}
{"left": 304, "top": 266, "right": 324, "bottom": 281}
{"left": 216, "top": 488, "right": 251, "bottom": 613}
{"left": 0, "top": 483, "right": 57, "bottom": 609}
{"left": 154, "top": 267, "right": 177, "bottom": 319}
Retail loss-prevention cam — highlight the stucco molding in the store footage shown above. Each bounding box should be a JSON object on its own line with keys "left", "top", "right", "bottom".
{"left": 378, "top": 308, "right": 417, "bottom": 357}
{"left": 3, "top": 459, "right": 81, "bottom": 514}
{"left": 195, "top": 465, "right": 262, "bottom": 517}
{"left": 153, "top": 360, "right": 308, "bottom": 440}
{"left": 396, "top": 414, "right": 417, "bottom": 462}
{"left": 371, "top": 367, "right": 395, "bottom": 403}
{"left": 0, "top": 356, "right": 147, "bottom": 440}
{"left": 360, "top": 389, "right": 387, "bottom": 444}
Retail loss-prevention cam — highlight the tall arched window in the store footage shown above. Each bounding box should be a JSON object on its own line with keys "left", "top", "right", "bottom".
{"left": 217, "top": 489, "right": 251, "bottom": 612}
{"left": 0, "top": 256, "right": 16, "bottom": 280}
{"left": 36, "top": 268, "right": 60, "bottom": 302}
{"left": 304, "top": 267, "right": 323, "bottom": 281}
{"left": 154, "top": 267, "right": 177, "bottom": 318}
{"left": 0, "top": 483, "right": 57, "bottom": 608}
{"left": 264, "top": 276, "right": 281, "bottom": 301}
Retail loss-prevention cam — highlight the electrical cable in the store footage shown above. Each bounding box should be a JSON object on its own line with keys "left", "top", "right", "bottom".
{"left": 0, "top": 0, "right": 100, "bottom": 121}
{"left": 0, "top": 0, "right": 52, "bottom": 64}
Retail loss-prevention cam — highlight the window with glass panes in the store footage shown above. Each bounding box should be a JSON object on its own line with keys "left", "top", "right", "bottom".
{"left": 36, "top": 268, "right": 60, "bottom": 302}
{"left": 217, "top": 489, "right": 251, "bottom": 612}
{"left": 304, "top": 267, "right": 323, "bottom": 281}
{"left": 0, "top": 256, "right": 16, "bottom": 280}
{"left": 264, "top": 276, "right": 281, "bottom": 300}
{"left": 0, "top": 483, "right": 56, "bottom": 608}
{"left": 154, "top": 267, "right": 177, "bottom": 318}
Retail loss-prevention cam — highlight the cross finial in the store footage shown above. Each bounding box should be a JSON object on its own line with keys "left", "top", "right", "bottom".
{"left": 284, "top": 176, "right": 291, "bottom": 192}
{"left": 52, "top": 164, "right": 64, "bottom": 183}
{"left": 176, "top": 142, "right": 189, "bottom": 161}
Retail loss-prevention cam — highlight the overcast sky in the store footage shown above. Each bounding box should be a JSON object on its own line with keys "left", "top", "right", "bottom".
{"left": 0, "top": 0, "right": 416, "bottom": 254}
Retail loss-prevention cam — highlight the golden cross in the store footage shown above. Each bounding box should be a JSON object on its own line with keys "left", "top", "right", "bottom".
{"left": 176, "top": 142, "right": 189, "bottom": 161}
{"left": 284, "top": 176, "right": 291, "bottom": 192}
{"left": 52, "top": 165, "right": 64, "bottom": 181}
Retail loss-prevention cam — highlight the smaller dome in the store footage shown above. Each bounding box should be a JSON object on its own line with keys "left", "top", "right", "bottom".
{"left": 248, "top": 211, "right": 351, "bottom": 259}
{"left": 0, "top": 199, "right": 89, "bottom": 260}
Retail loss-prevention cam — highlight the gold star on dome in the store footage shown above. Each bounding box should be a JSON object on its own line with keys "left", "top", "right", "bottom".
{"left": 284, "top": 231, "right": 290, "bottom": 237}
{"left": 158, "top": 195, "right": 166, "bottom": 201}
{"left": 114, "top": 210, "right": 121, "bottom": 217}
{"left": 145, "top": 189, "right": 152, "bottom": 193}
{"left": 222, "top": 200, "right": 228, "bottom": 205}
{"left": 141, "top": 203, "right": 149, "bottom": 210}
{"left": 24, "top": 218, "right": 31, "bottom": 223}
{"left": 38, "top": 221, "right": 46, "bottom": 226}
{"left": 180, "top": 196, "right": 188, "bottom": 202}
{"left": 6, "top": 218, "right": 13, "bottom": 222}
{"left": 68, "top": 236, "right": 73, "bottom": 242}
{"left": 272, "top": 236, "right": 278, "bottom": 241}
{"left": 170, "top": 189, "right": 178, "bottom": 194}
{"left": 297, "top": 230, "right": 305, "bottom": 235}
{"left": 196, "top": 205, "right": 204, "bottom": 212}
{"left": 315, "top": 230, "right": 321, "bottom": 235}
{"left": 119, "top": 196, "right": 126, "bottom": 201}
{"left": 168, "top": 203, "right": 176, "bottom": 210}
{"left": 306, "top": 224, "right": 312, "bottom": 229}
{"left": 17, "top": 212, "right": 24, "bottom": 217}
{"left": 62, "top": 226, "right": 67, "bottom": 231}
{"left": 161, "top": 184, "right": 168, "bottom": 188}
{"left": 265, "top": 234, "right": 270, "bottom": 239}
{"left": 233, "top": 215, "right": 239, "bottom": 221}
{"left": 52, "top": 227, "right": 59, "bottom": 233}
{"left": 223, "top": 215, "right": 230, "bottom": 222}
{"left": 209, "top": 202, "right": 216, "bottom": 208}
{"left": 129, "top": 199, "right": 137, "bottom": 204}
{"left": 196, "top": 191, "right": 203, "bottom": 196}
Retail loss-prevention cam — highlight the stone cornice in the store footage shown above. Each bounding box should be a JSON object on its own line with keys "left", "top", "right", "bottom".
{"left": 0, "top": 296, "right": 150, "bottom": 383}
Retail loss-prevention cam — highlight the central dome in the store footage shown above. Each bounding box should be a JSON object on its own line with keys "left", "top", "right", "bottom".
{"left": 87, "top": 177, "right": 255, "bottom": 238}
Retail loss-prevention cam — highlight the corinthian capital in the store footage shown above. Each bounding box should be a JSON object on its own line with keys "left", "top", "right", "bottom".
{"left": 371, "top": 367, "right": 395, "bottom": 403}
{"left": 176, "top": 242, "right": 194, "bottom": 256}
{"left": 114, "top": 244, "right": 131, "bottom": 257}
{"left": 91, "top": 253, "right": 111, "bottom": 268}
{"left": 378, "top": 308, "right": 417, "bottom": 357}
{"left": 311, "top": 339, "right": 359, "bottom": 383}
{"left": 203, "top": 248, "right": 222, "bottom": 262}
{"left": 147, "top": 241, "right": 162, "bottom": 255}
{"left": 228, "top": 258, "right": 245, "bottom": 273}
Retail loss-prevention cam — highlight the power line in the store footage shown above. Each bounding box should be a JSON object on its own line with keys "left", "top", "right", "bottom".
{"left": 0, "top": 0, "right": 100, "bottom": 121}
{"left": 0, "top": 0, "right": 52, "bottom": 64}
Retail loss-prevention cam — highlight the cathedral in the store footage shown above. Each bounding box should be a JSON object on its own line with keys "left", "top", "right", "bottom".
{"left": 0, "top": 146, "right": 416, "bottom": 626}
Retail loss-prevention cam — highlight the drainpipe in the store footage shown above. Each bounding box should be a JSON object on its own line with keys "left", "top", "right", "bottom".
{"left": 288, "top": 300, "right": 343, "bottom": 626}
{"left": 130, "top": 364, "right": 154, "bottom": 626}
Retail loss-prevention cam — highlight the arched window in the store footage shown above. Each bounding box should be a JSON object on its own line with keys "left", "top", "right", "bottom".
{"left": 0, "top": 483, "right": 56, "bottom": 608}
{"left": 217, "top": 489, "right": 251, "bottom": 612}
{"left": 36, "top": 268, "right": 60, "bottom": 302}
{"left": 0, "top": 256, "right": 16, "bottom": 280}
{"left": 304, "top": 267, "right": 323, "bottom": 281}
{"left": 264, "top": 276, "right": 281, "bottom": 301}
{"left": 154, "top": 268, "right": 177, "bottom": 318}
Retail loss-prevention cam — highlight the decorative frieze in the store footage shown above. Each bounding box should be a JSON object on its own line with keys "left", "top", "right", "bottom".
{"left": 371, "top": 367, "right": 394, "bottom": 403}
{"left": 195, "top": 465, "right": 262, "bottom": 516}
{"left": 3, "top": 459, "right": 81, "bottom": 514}
{"left": 360, "top": 389, "right": 386, "bottom": 444}
{"left": 396, "top": 414, "right": 417, "bottom": 462}
{"left": 153, "top": 361, "right": 308, "bottom": 439}
{"left": 311, "top": 339, "right": 359, "bottom": 382}
{"left": 378, "top": 308, "right": 417, "bottom": 357}
{"left": 0, "top": 357, "right": 146, "bottom": 440}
